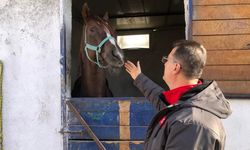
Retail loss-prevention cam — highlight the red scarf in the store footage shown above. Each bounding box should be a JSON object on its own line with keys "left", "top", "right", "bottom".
{"left": 163, "top": 80, "right": 202, "bottom": 105}
{"left": 159, "top": 80, "right": 202, "bottom": 126}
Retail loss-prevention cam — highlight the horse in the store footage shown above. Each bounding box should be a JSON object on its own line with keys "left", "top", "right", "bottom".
{"left": 72, "top": 3, "right": 124, "bottom": 97}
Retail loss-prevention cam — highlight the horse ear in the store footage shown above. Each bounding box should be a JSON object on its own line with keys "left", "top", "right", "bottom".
{"left": 82, "top": 3, "right": 90, "bottom": 21}
{"left": 103, "top": 12, "right": 109, "bottom": 21}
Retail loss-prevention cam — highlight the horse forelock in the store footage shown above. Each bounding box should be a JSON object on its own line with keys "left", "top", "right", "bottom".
{"left": 85, "top": 15, "right": 116, "bottom": 37}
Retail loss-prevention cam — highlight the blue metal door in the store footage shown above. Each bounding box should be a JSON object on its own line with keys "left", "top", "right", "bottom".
{"left": 67, "top": 97, "right": 156, "bottom": 150}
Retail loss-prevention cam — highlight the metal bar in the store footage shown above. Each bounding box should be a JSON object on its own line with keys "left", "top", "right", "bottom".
{"left": 59, "top": 129, "right": 85, "bottom": 135}
{"left": 66, "top": 101, "right": 107, "bottom": 150}
{"left": 187, "top": 0, "right": 193, "bottom": 40}
{"left": 60, "top": 17, "right": 68, "bottom": 150}
{"left": 0, "top": 61, "right": 3, "bottom": 150}
{"left": 225, "top": 94, "right": 250, "bottom": 99}
{"left": 116, "top": 25, "right": 185, "bottom": 32}
{"left": 109, "top": 12, "right": 184, "bottom": 19}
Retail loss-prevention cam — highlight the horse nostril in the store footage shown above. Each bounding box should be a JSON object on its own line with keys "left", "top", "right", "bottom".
{"left": 120, "top": 60, "right": 124, "bottom": 66}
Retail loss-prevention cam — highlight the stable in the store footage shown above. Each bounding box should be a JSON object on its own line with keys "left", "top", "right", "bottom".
{"left": 0, "top": 0, "right": 250, "bottom": 150}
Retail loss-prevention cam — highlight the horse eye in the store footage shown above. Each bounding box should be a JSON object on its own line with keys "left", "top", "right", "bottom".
{"left": 89, "top": 27, "right": 98, "bottom": 33}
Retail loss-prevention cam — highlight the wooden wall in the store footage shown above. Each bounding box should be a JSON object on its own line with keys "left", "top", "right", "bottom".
{"left": 192, "top": 0, "right": 250, "bottom": 95}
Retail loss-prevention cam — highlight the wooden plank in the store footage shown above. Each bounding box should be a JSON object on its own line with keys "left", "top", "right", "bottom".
{"left": 67, "top": 98, "right": 156, "bottom": 142}
{"left": 66, "top": 101, "right": 106, "bottom": 150}
{"left": 70, "top": 99, "right": 120, "bottom": 112}
{"left": 68, "top": 125, "right": 120, "bottom": 140}
{"left": 193, "top": 5, "right": 250, "bottom": 20}
{"left": 217, "top": 81, "right": 250, "bottom": 94}
{"left": 68, "top": 110, "right": 155, "bottom": 126}
{"left": 193, "top": 35, "right": 250, "bottom": 50}
{"left": 68, "top": 98, "right": 156, "bottom": 125}
{"left": 68, "top": 125, "right": 147, "bottom": 140}
{"left": 70, "top": 98, "right": 153, "bottom": 111}
{"left": 193, "top": 0, "right": 250, "bottom": 5}
{"left": 206, "top": 50, "right": 250, "bottom": 65}
{"left": 68, "top": 111, "right": 120, "bottom": 125}
{"left": 202, "top": 65, "right": 250, "bottom": 80}
{"left": 69, "top": 140, "right": 144, "bottom": 150}
{"left": 192, "top": 19, "right": 250, "bottom": 35}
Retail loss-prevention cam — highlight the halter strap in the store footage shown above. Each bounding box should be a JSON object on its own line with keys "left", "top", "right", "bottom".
{"left": 85, "top": 35, "right": 114, "bottom": 53}
{"left": 84, "top": 23, "right": 115, "bottom": 68}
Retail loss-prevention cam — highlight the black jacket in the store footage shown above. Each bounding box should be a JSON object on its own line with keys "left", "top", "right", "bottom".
{"left": 134, "top": 73, "right": 232, "bottom": 150}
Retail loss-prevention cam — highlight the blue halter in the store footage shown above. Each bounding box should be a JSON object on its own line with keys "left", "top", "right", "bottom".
{"left": 84, "top": 25, "right": 115, "bottom": 68}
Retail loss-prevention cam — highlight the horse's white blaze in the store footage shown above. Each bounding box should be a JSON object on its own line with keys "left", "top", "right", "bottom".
{"left": 117, "top": 51, "right": 124, "bottom": 60}
{"left": 106, "top": 32, "right": 123, "bottom": 60}
{"left": 106, "top": 33, "right": 116, "bottom": 45}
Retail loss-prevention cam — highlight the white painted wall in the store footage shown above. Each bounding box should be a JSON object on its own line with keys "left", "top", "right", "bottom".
{"left": 0, "top": 0, "right": 63, "bottom": 150}
{"left": 224, "top": 99, "right": 250, "bottom": 150}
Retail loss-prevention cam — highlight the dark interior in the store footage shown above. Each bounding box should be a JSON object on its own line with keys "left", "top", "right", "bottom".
{"left": 71, "top": 0, "right": 185, "bottom": 97}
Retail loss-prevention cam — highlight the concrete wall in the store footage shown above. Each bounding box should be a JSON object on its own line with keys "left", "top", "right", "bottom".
{"left": 225, "top": 99, "right": 250, "bottom": 150}
{"left": 0, "top": 0, "right": 62, "bottom": 150}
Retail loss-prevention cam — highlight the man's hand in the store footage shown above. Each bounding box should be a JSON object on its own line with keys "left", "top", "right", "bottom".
{"left": 125, "top": 60, "right": 141, "bottom": 80}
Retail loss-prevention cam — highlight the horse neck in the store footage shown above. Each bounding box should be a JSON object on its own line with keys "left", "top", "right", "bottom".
{"left": 81, "top": 57, "right": 107, "bottom": 93}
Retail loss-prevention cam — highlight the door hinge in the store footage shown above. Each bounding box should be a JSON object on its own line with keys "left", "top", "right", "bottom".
{"left": 59, "top": 128, "right": 85, "bottom": 135}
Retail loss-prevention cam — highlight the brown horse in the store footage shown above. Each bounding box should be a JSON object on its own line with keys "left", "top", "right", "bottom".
{"left": 72, "top": 3, "right": 124, "bottom": 97}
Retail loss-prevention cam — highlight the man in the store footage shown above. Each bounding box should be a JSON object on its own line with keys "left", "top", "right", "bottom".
{"left": 124, "top": 40, "right": 232, "bottom": 150}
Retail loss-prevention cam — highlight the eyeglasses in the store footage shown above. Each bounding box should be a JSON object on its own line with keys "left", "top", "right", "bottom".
{"left": 161, "top": 56, "right": 168, "bottom": 64}
{"left": 161, "top": 56, "right": 182, "bottom": 69}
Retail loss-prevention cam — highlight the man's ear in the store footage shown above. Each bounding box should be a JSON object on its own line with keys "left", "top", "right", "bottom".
{"left": 82, "top": 3, "right": 90, "bottom": 22}
{"left": 173, "top": 63, "right": 182, "bottom": 74}
{"left": 103, "top": 12, "right": 109, "bottom": 21}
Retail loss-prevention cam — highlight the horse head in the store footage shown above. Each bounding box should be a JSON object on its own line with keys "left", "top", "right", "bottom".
{"left": 81, "top": 3, "right": 124, "bottom": 70}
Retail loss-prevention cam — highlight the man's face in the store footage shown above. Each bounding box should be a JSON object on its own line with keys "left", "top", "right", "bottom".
{"left": 162, "top": 47, "right": 178, "bottom": 85}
